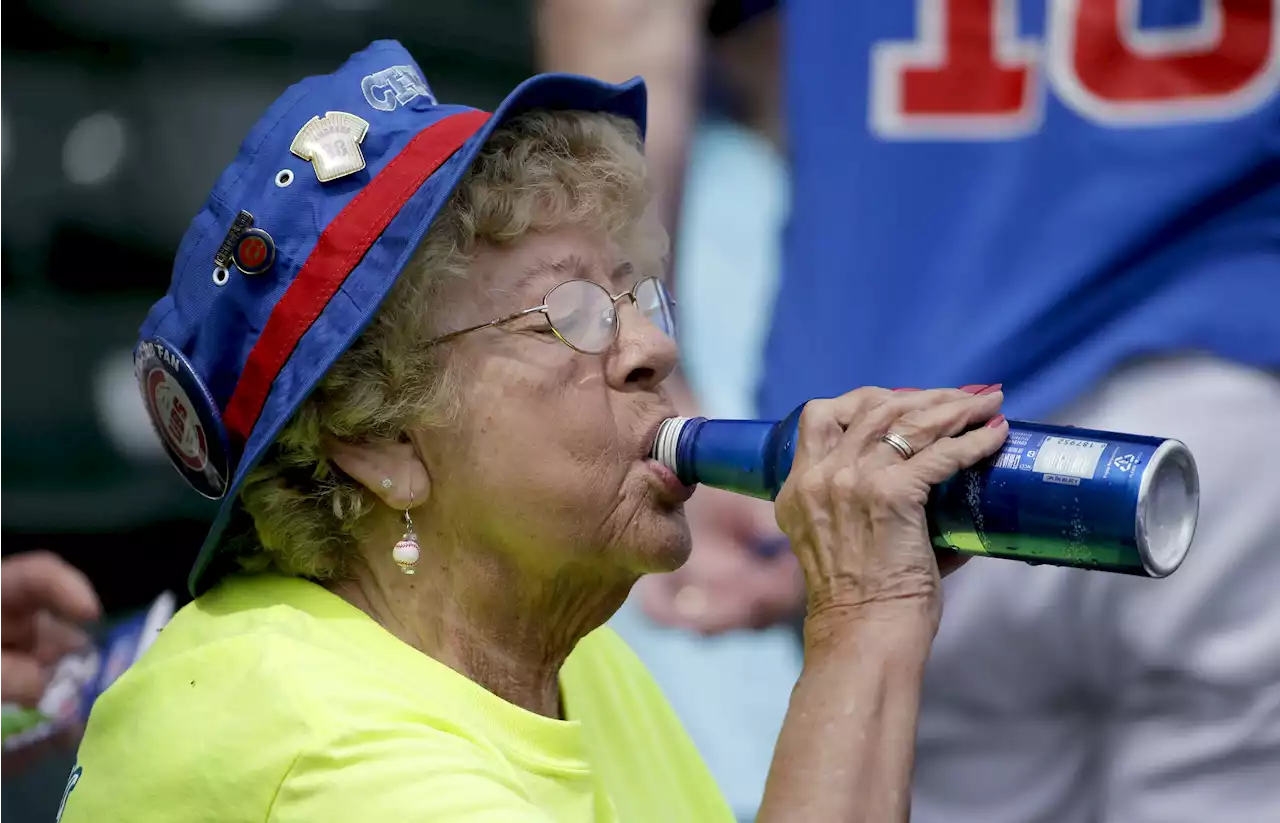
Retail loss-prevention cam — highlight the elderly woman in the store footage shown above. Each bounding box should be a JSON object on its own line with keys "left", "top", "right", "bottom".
{"left": 62, "top": 41, "right": 1007, "bottom": 823}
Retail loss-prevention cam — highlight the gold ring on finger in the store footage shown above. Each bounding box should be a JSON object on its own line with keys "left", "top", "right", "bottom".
{"left": 880, "top": 431, "right": 916, "bottom": 460}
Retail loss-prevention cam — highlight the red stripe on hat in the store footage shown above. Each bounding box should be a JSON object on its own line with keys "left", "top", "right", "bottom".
{"left": 223, "top": 110, "right": 490, "bottom": 444}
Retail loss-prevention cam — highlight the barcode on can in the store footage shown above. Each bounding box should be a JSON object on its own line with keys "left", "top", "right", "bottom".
{"left": 994, "top": 451, "right": 1022, "bottom": 470}
{"left": 1032, "top": 436, "right": 1107, "bottom": 480}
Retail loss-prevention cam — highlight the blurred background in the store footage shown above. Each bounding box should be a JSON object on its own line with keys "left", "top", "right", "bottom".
{"left": 3, "top": 1, "right": 538, "bottom": 815}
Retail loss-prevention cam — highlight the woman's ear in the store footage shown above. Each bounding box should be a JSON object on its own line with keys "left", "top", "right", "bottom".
{"left": 325, "top": 438, "right": 430, "bottom": 510}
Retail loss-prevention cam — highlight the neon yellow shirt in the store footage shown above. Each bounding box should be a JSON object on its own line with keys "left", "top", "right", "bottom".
{"left": 61, "top": 574, "right": 736, "bottom": 823}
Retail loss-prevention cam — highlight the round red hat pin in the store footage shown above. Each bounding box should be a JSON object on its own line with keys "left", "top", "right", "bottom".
{"left": 231, "top": 227, "right": 275, "bottom": 275}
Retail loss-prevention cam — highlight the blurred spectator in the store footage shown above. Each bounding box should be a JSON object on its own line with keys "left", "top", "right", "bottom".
{"left": 537, "top": 0, "right": 708, "bottom": 234}
{"left": 542, "top": 2, "right": 1280, "bottom": 822}
{"left": 2, "top": 551, "right": 102, "bottom": 777}
{"left": 2, "top": 552, "right": 101, "bottom": 709}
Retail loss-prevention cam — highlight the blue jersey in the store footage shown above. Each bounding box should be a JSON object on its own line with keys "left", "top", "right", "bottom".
{"left": 761, "top": 0, "right": 1280, "bottom": 420}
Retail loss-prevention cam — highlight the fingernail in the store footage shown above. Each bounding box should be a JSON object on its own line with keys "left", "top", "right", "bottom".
{"left": 892, "top": 387, "right": 921, "bottom": 392}
{"left": 958, "top": 384, "right": 986, "bottom": 394}
{"left": 985, "top": 413, "right": 1007, "bottom": 428}
{"left": 976, "top": 383, "right": 1004, "bottom": 395}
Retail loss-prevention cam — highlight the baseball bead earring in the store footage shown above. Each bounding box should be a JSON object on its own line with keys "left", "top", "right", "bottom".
{"left": 392, "top": 488, "right": 421, "bottom": 575}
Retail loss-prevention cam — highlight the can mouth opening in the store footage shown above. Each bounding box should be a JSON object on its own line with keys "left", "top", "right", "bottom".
{"left": 1137, "top": 440, "right": 1199, "bottom": 578}
{"left": 651, "top": 417, "right": 689, "bottom": 473}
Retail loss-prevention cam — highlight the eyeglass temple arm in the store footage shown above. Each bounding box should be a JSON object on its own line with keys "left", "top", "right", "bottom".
{"left": 425, "top": 305, "right": 550, "bottom": 347}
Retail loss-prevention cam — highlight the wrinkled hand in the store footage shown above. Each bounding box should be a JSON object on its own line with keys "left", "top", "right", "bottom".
{"left": 639, "top": 485, "right": 805, "bottom": 634}
{"left": 776, "top": 387, "right": 1007, "bottom": 640}
{"left": 2, "top": 551, "right": 102, "bottom": 707}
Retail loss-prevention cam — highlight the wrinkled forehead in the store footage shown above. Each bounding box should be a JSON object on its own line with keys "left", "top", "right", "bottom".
{"left": 462, "top": 228, "right": 654, "bottom": 313}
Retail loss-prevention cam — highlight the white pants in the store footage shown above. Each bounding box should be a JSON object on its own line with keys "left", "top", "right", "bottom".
{"left": 913, "top": 356, "right": 1280, "bottom": 823}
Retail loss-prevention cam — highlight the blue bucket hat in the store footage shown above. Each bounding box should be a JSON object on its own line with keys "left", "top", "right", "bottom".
{"left": 133, "top": 40, "right": 646, "bottom": 596}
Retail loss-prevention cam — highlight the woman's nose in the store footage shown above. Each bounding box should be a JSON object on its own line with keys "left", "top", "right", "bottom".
{"left": 607, "top": 300, "right": 679, "bottom": 390}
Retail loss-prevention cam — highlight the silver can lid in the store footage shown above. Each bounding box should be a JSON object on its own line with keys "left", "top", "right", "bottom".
{"left": 1136, "top": 439, "right": 1199, "bottom": 577}
{"left": 651, "top": 417, "right": 692, "bottom": 473}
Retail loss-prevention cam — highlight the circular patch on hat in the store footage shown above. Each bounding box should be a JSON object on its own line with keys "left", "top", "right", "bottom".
{"left": 134, "top": 338, "right": 229, "bottom": 499}
{"left": 231, "top": 227, "right": 275, "bottom": 275}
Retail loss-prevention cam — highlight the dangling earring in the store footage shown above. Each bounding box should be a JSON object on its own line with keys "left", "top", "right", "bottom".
{"left": 392, "top": 491, "right": 420, "bottom": 575}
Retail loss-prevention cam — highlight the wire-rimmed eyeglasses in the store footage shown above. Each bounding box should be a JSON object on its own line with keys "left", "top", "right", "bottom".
{"left": 424, "top": 277, "right": 676, "bottom": 354}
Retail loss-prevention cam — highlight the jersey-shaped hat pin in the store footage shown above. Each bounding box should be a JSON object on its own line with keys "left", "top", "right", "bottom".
{"left": 290, "top": 111, "right": 370, "bottom": 183}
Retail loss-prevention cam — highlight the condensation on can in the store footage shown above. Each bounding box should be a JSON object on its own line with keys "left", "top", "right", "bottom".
{"left": 928, "top": 422, "right": 1198, "bottom": 578}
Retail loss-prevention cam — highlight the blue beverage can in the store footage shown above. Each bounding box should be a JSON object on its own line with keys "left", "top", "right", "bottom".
{"left": 652, "top": 409, "right": 1199, "bottom": 578}
{"left": 928, "top": 422, "right": 1198, "bottom": 577}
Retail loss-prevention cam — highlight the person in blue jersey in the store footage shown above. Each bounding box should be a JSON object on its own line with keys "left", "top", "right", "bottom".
{"left": 541, "top": 2, "right": 1280, "bottom": 821}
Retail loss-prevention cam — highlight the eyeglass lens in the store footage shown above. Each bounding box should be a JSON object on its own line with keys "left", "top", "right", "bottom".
{"left": 543, "top": 278, "right": 676, "bottom": 354}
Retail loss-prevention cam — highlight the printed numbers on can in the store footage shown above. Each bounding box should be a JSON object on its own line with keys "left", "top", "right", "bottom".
{"left": 871, "top": 0, "right": 1280, "bottom": 137}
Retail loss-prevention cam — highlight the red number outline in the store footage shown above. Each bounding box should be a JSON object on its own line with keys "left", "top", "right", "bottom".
{"left": 1049, "top": 0, "right": 1280, "bottom": 124}
{"left": 871, "top": 0, "right": 1280, "bottom": 137}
